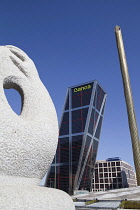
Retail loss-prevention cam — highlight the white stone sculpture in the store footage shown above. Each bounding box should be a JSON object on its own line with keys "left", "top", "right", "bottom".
{"left": 0, "top": 45, "right": 75, "bottom": 210}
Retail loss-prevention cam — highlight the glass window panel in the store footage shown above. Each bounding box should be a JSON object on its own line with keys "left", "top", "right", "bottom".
{"left": 112, "top": 173, "right": 116, "bottom": 177}
{"left": 88, "top": 109, "right": 95, "bottom": 135}
{"left": 85, "top": 135, "right": 91, "bottom": 149}
{"left": 112, "top": 167, "right": 116, "bottom": 172}
{"left": 99, "top": 163, "right": 102, "bottom": 167}
{"left": 100, "top": 173, "right": 103, "bottom": 178}
{"left": 82, "top": 108, "right": 89, "bottom": 118}
{"left": 60, "top": 137, "right": 69, "bottom": 147}
{"left": 72, "top": 108, "right": 88, "bottom": 133}
{"left": 72, "top": 83, "right": 93, "bottom": 109}
{"left": 72, "top": 94, "right": 81, "bottom": 108}
{"left": 72, "top": 144, "right": 81, "bottom": 162}
{"left": 82, "top": 91, "right": 92, "bottom": 106}
{"left": 72, "top": 135, "right": 83, "bottom": 175}
{"left": 95, "top": 176, "right": 99, "bottom": 183}
{"left": 93, "top": 140, "right": 98, "bottom": 154}
{"left": 59, "top": 112, "right": 69, "bottom": 136}
{"left": 60, "top": 149, "right": 69, "bottom": 163}
{"left": 95, "top": 116, "right": 103, "bottom": 139}
{"left": 59, "top": 164, "right": 69, "bottom": 176}
{"left": 100, "top": 184, "right": 104, "bottom": 188}
{"left": 104, "top": 173, "right": 108, "bottom": 177}
{"left": 103, "top": 163, "right": 107, "bottom": 167}
{"left": 93, "top": 89, "right": 97, "bottom": 107}
{"left": 113, "top": 184, "right": 117, "bottom": 188}
{"left": 64, "top": 94, "right": 69, "bottom": 110}
{"left": 105, "top": 184, "right": 109, "bottom": 188}
{"left": 117, "top": 172, "right": 121, "bottom": 177}
{"left": 96, "top": 84, "right": 105, "bottom": 111}
{"left": 118, "top": 178, "right": 122, "bottom": 182}
{"left": 95, "top": 169, "right": 98, "bottom": 174}
{"left": 95, "top": 184, "right": 99, "bottom": 188}
{"left": 101, "top": 101, "right": 106, "bottom": 115}
{"left": 72, "top": 119, "right": 82, "bottom": 133}
{"left": 99, "top": 168, "right": 103, "bottom": 172}
{"left": 104, "top": 168, "right": 108, "bottom": 172}
{"left": 72, "top": 162, "right": 78, "bottom": 175}
{"left": 116, "top": 162, "right": 120, "bottom": 166}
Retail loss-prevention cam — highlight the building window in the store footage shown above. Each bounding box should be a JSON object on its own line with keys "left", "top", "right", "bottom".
{"left": 104, "top": 168, "right": 108, "bottom": 172}
{"left": 105, "top": 184, "right": 109, "bottom": 189}
{"left": 118, "top": 178, "right": 122, "bottom": 183}
{"left": 95, "top": 176, "right": 99, "bottom": 183}
{"left": 116, "top": 162, "right": 120, "bottom": 166}
{"left": 100, "top": 179, "right": 103, "bottom": 183}
{"left": 112, "top": 167, "right": 116, "bottom": 172}
{"left": 100, "top": 173, "right": 103, "bottom": 178}
{"left": 117, "top": 167, "right": 121, "bottom": 171}
{"left": 103, "top": 163, "right": 107, "bottom": 167}
{"left": 104, "top": 173, "right": 108, "bottom": 177}
{"left": 112, "top": 173, "right": 116, "bottom": 177}
{"left": 119, "top": 184, "right": 122, "bottom": 188}
{"left": 117, "top": 172, "right": 121, "bottom": 177}
{"left": 108, "top": 168, "right": 111, "bottom": 172}
{"left": 95, "top": 184, "right": 99, "bottom": 188}
{"left": 100, "top": 184, "right": 104, "bottom": 188}
{"left": 99, "top": 163, "right": 102, "bottom": 167}
{"left": 111, "top": 162, "right": 115, "bottom": 166}
{"left": 99, "top": 168, "right": 103, "bottom": 172}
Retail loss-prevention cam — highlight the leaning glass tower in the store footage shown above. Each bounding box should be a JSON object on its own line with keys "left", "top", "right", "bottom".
{"left": 46, "top": 81, "right": 107, "bottom": 195}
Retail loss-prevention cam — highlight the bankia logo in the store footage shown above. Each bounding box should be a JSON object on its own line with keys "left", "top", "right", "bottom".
{"left": 74, "top": 84, "right": 91, "bottom": 92}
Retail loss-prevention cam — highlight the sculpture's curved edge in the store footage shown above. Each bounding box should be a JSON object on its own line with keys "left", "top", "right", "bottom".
{"left": 0, "top": 185, "right": 75, "bottom": 210}
{"left": 0, "top": 45, "right": 58, "bottom": 179}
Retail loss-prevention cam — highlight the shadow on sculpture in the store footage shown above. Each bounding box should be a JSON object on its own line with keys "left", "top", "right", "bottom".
{"left": 0, "top": 45, "right": 75, "bottom": 210}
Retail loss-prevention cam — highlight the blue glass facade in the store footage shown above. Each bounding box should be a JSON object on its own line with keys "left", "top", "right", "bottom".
{"left": 46, "top": 81, "right": 107, "bottom": 194}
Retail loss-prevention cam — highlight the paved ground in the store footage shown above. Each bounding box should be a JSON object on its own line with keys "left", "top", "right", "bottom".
{"left": 76, "top": 208, "right": 90, "bottom": 210}
{"left": 86, "top": 201, "right": 120, "bottom": 208}
{"left": 75, "top": 208, "right": 117, "bottom": 210}
{"left": 72, "top": 186, "right": 140, "bottom": 201}
{"left": 73, "top": 186, "right": 140, "bottom": 209}
{"left": 74, "top": 201, "right": 120, "bottom": 209}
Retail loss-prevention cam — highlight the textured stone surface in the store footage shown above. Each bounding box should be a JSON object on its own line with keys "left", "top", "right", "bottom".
{"left": 0, "top": 45, "right": 58, "bottom": 179}
{"left": 0, "top": 184, "right": 75, "bottom": 210}
{"left": 0, "top": 45, "right": 75, "bottom": 209}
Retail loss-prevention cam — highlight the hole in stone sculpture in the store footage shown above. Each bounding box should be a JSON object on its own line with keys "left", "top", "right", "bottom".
{"left": 4, "top": 89, "right": 22, "bottom": 115}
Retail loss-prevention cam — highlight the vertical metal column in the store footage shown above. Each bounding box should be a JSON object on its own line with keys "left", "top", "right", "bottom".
{"left": 69, "top": 88, "right": 73, "bottom": 195}
{"left": 115, "top": 25, "right": 140, "bottom": 185}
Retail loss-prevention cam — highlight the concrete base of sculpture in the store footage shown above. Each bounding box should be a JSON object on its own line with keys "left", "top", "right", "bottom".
{"left": 0, "top": 176, "right": 75, "bottom": 210}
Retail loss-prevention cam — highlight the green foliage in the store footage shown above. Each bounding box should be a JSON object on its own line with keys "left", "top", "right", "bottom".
{"left": 85, "top": 200, "right": 97, "bottom": 205}
{"left": 120, "top": 200, "right": 140, "bottom": 209}
{"left": 72, "top": 198, "right": 77, "bottom": 202}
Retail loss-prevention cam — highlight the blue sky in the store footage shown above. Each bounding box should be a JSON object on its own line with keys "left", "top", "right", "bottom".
{"left": 2, "top": 0, "right": 140, "bottom": 170}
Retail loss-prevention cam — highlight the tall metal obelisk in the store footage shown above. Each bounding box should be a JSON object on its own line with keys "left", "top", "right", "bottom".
{"left": 115, "top": 25, "right": 140, "bottom": 185}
